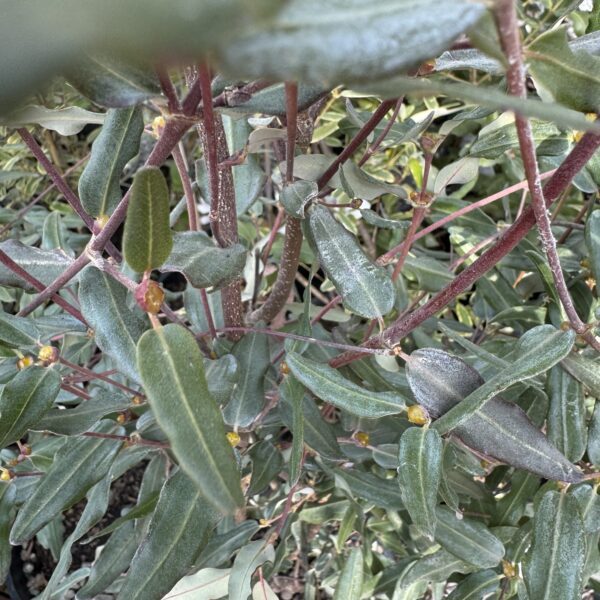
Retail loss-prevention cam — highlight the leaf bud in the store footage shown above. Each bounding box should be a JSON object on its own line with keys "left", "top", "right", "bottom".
{"left": 135, "top": 279, "right": 165, "bottom": 315}
{"left": 227, "top": 432, "right": 241, "bottom": 447}
{"left": 407, "top": 404, "right": 430, "bottom": 426}
{"left": 355, "top": 431, "right": 370, "bottom": 447}
{"left": 38, "top": 345, "right": 58, "bottom": 365}
{"left": 17, "top": 356, "right": 34, "bottom": 370}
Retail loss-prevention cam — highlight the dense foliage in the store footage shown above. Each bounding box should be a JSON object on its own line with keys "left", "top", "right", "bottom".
{"left": 1, "top": 0, "right": 600, "bottom": 598}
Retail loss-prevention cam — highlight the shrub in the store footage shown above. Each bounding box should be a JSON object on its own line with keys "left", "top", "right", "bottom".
{"left": 1, "top": 1, "right": 600, "bottom": 598}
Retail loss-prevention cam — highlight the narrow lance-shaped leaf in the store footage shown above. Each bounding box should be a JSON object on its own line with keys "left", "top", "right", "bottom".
{"left": 561, "top": 353, "right": 600, "bottom": 398}
{"left": 286, "top": 351, "right": 406, "bottom": 418}
{"left": 304, "top": 204, "right": 395, "bottom": 319}
{"left": 136, "top": 324, "right": 244, "bottom": 514}
{"left": 38, "top": 474, "right": 113, "bottom": 600}
{"left": 163, "top": 568, "right": 231, "bottom": 600}
{"left": 223, "top": 329, "right": 270, "bottom": 428}
{"left": 527, "top": 28, "right": 600, "bottom": 113}
{"left": 406, "top": 347, "right": 584, "bottom": 482}
{"left": 161, "top": 231, "right": 247, "bottom": 290}
{"left": 118, "top": 470, "right": 221, "bottom": 600}
{"left": 0, "top": 483, "right": 15, "bottom": 585}
{"left": 0, "top": 365, "right": 61, "bottom": 448}
{"left": 280, "top": 374, "right": 304, "bottom": 485}
{"left": 219, "top": 0, "right": 484, "bottom": 84}
{"left": 433, "top": 325, "right": 575, "bottom": 434}
{"left": 524, "top": 491, "right": 586, "bottom": 600}
{"left": 546, "top": 365, "right": 587, "bottom": 462}
{"left": 77, "top": 521, "right": 141, "bottom": 599}
{"left": 78, "top": 107, "right": 144, "bottom": 217}
{"left": 333, "top": 547, "right": 363, "bottom": 600}
{"left": 228, "top": 540, "right": 275, "bottom": 600}
{"left": 10, "top": 421, "right": 123, "bottom": 544}
{"left": 79, "top": 266, "right": 147, "bottom": 384}
{"left": 123, "top": 167, "right": 173, "bottom": 272}
{"left": 0, "top": 105, "right": 105, "bottom": 136}
{"left": 0, "top": 311, "right": 40, "bottom": 348}
{"left": 446, "top": 570, "right": 501, "bottom": 600}
{"left": 0, "top": 240, "right": 75, "bottom": 292}
{"left": 434, "top": 506, "right": 505, "bottom": 569}
{"left": 585, "top": 210, "right": 600, "bottom": 291}
{"left": 280, "top": 180, "right": 318, "bottom": 219}
{"left": 398, "top": 427, "right": 442, "bottom": 537}
{"left": 67, "top": 55, "right": 161, "bottom": 108}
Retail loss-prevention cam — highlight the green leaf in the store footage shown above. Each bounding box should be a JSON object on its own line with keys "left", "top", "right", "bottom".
{"left": 34, "top": 391, "right": 132, "bottom": 435}
{"left": 281, "top": 180, "right": 318, "bottom": 219}
{"left": 279, "top": 390, "right": 343, "bottom": 460}
{"left": 205, "top": 354, "right": 239, "bottom": 406}
{"left": 359, "top": 209, "right": 410, "bottom": 231}
{"left": 219, "top": 0, "right": 484, "bottom": 84}
{"left": 39, "top": 473, "right": 113, "bottom": 600}
{"left": 588, "top": 402, "right": 600, "bottom": 466}
{"left": 286, "top": 352, "right": 406, "bottom": 418}
{"left": 0, "top": 483, "right": 15, "bottom": 585}
{"left": 434, "top": 505, "right": 505, "bottom": 569}
{"left": 220, "top": 83, "right": 328, "bottom": 117}
{"left": 398, "top": 427, "right": 443, "bottom": 537}
{"left": 196, "top": 521, "right": 260, "bottom": 569}
{"left": 79, "top": 266, "right": 147, "bottom": 384}
{"left": 0, "top": 240, "right": 75, "bottom": 292}
{"left": 67, "top": 55, "right": 161, "bottom": 107}
{"left": 357, "top": 75, "right": 600, "bottom": 134}
{"left": 396, "top": 549, "right": 473, "bottom": 592}
{"left": 118, "top": 469, "right": 221, "bottom": 600}
{"left": 333, "top": 547, "right": 363, "bottom": 600}
{"left": 123, "top": 167, "right": 173, "bottom": 272}
{"left": 406, "top": 346, "right": 584, "bottom": 482}
{"left": 493, "top": 471, "right": 540, "bottom": 526}
{"left": 164, "top": 567, "right": 231, "bottom": 600}
{"left": 528, "top": 28, "right": 600, "bottom": 113}
{"left": 570, "top": 484, "right": 600, "bottom": 534}
{"left": 334, "top": 468, "right": 404, "bottom": 510}
{"left": 280, "top": 374, "right": 304, "bottom": 485}
{"left": 561, "top": 353, "right": 600, "bottom": 397}
{"left": 585, "top": 210, "right": 600, "bottom": 287}
{"left": 0, "top": 366, "right": 61, "bottom": 448}
{"left": 227, "top": 541, "right": 275, "bottom": 600}
{"left": 432, "top": 325, "right": 575, "bottom": 434}
{"left": 446, "top": 570, "right": 501, "bottom": 600}
{"left": 524, "top": 491, "right": 586, "bottom": 600}
{"left": 136, "top": 324, "right": 243, "bottom": 514}
{"left": 470, "top": 119, "right": 564, "bottom": 160}
{"left": 223, "top": 115, "right": 266, "bottom": 215}
{"left": 0, "top": 0, "right": 280, "bottom": 114}
{"left": 0, "top": 105, "right": 104, "bottom": 135}
{"left": 546, "top": 365, "right": 587, "bottom": 462}
{"left": 78, "top": 107, "right": 144, "bottom": 218}
{"left": 223, "top": 329, "right": 270, "bottom": 428}
{"left": 304, "top": 205, "right": 394, "bottom": 318}
{"left": 84, "top": 492, "right": 159, "bottom": 542}
{"left": 9, "top": 421, "right": 122, "bottom": 544}
{"left": 77, "top": 521, "right": 140, "bottom": 599}
{"left": 433, "top": 157, "right": 479, "bottom": 195}
{"left": 162, "top": 231, "right": 247, "bottom": 289}
{"left": 403, "top": 255, "right": 454, "bottom": 292}
{"left": 0, "top": 311, "right": 40, "bottom": 348}
{"left": 248, "top": 441, "right": 283, "bottom": 496}
{"left": 285, "top": 155, "right": 405, "bottom": 200}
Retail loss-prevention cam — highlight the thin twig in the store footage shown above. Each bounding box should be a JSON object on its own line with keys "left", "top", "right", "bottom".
{"left": 172, "top": 142, "right": 198, "bottom": 230}
{"left": 17, "top": 129, "right": 121, "bottom": 261}
{"left": 358, "top": 97, "right": 403, "bottom": 167}
{"left": 156, "top": 66, "right": 180, "bottom": 113}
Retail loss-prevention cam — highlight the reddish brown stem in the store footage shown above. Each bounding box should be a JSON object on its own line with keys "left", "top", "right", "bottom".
{"left": 358, "top": 97, "right": 403, "bottom": 167}
{"left": 156, "top": 66, "right": 180, "bottom": 113}
{"left": 197, "top": 63, "right": 244, "bottom": 338}
{"left": 172, "top": 143, "right": 198, "bottom": 230}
